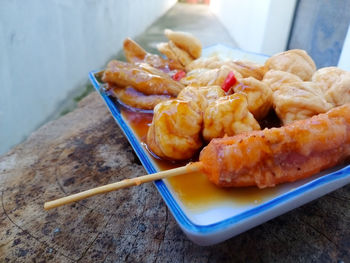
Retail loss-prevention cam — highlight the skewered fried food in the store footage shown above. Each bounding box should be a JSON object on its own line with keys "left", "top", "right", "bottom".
{"left": 200, "top": 104, "right": 350, "bottom": 188}
{"left": 44, "top": 104, "right": 350, "bottom": 210}
{"left": 272, "top": 81, "right": 333, "bottom": 125}
{"left": 312, "top": 67, "right": 350, "bottom": 106}
{"left": 164, "top": 29, "right": 202, "bottom": 59}
{"left": 265, "top": 49, "right": 316, "bottom": 81}
{"left": 123, "top": 37, "right": 183, "bottom": 70}
{"left": 102, "top": 60, "right": 184, "bottom": 97}
{"left": 233, "top": 77, "right": 272, "bottom": 120}
{"left": 110, "top": 86, "right": 170, "bottom": 110}
{"left": 147, "top": 99, "right": 203, "bottom": 160}
{"left": 262, "top": 69, "right": 303, "bottom": 92}
{"left": 203, "top": 93, "right": 260, "bottom": 141}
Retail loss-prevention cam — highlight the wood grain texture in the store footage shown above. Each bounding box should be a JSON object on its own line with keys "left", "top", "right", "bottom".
{"left": 0, "top": 92, "right": 349, "bottom": 262}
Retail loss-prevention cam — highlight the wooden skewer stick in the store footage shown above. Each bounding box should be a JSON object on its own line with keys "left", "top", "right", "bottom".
{"left": 44, "top": 162, "right": 201, "bottom": 210}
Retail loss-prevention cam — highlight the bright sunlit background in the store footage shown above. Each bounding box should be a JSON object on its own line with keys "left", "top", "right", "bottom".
{"left": 1, "top": 0, "right": 350, "bottom": 155}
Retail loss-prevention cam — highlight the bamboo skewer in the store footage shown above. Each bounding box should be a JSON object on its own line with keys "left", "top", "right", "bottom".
{"left": 44, "top": 162, "right": 201, "bottom": 210}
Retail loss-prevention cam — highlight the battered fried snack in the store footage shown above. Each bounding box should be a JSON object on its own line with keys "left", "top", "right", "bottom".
{"left": 102, "top": 60, "right": 184, "bottom": 96}
{"left": 177, "top": 85, "right": 225, "bottom": 113}
{"left": 312, "top": 67, "right": 350, "bottom": 106}
{"left": 180, "top": 65, "right": 242, "bottom": 87}
{"left": 110, "top": 86, "right": 171, "bottom": 110}
{"left": 123, "top": 38, "right": 183, "bottom": 70}
{"left": 147, "top": 85, "right": 226, "bottom": 160}
{"left": 168, "top": 40, "right": 194, "bottom": 66}
{"left": 147, "top": 99, "right": 203, "bottom": 160}
{"left": 202, "top": 93, "right": 260, "bottom": 141}
{"left": 164, "top": 29, "right": 202, "bottom": 59}
{"left": 234, "top": 77, "right": 272, "bottom": 120}
{"left": 157, "top": 42, "right": 178, "bottom": 64}
{"left": 262, "top": 69, "right": 303, "bottom": 92}
{"left": 272, "top": 81, "right": 333, "bottom": 125}
{"left": 185, "top": 56, "right": 223, "bottom": 72}
{"left": 226, "top": 60, "right": 267, "bottom": 80}
{"left": 265, "top": 49, "right": 316, "bottom": 81}
{"left": 200, "top": 104, "right": 350, "bottom": 188}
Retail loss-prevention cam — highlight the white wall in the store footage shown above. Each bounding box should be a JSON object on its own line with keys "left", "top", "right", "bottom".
{"left": 0, "top": 0, "right": 176, "bottom": 155}
{"left": 209, "top": 0, "right": 297, "bottom": 55}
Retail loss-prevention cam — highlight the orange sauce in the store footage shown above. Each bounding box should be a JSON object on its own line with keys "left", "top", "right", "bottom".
{"left": 121, "top": 108, "right": 278, "bottom": 212}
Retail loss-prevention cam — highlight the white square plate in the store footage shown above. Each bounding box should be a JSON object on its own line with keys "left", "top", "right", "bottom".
{"left": 89, "top": 44, "right": 350, "bottom": 245}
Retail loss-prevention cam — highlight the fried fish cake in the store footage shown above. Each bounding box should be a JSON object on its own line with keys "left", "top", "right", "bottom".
{"left": 147, "top": 99, "right": 203, "bottom": 160}
{"left": 273, "top": 81, "right": 333, "bottom": 124}
{"left": 234, "top": 77, "right": 273, "bottom": 120}
{"left": 164, "top": 29, "right": 202, "bottom": 59}
{"left": 312, "top": 67, "right": 350, "bottom": 106}
{"left": 265, "top": 49, "right": 316, "bottom": 81}
{"left": 203, "top": 93, "right": 260, "bottom": 141}
{"left": 262, "top": 69, "right": 303, "bottom": 92}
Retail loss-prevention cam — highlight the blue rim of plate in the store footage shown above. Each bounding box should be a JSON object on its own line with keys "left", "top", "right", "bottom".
{"left": 89, "top": 46, "right": 350, "bottom": 235}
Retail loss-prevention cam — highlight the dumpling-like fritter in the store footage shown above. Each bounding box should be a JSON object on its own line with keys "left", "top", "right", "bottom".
{"left": 177, "top": 85, "right": 225, "bottom": 113}
{"left": 110, "top": 86, "right": 171, "bottom": 110}
{"left": 225, "top": 60, "right": 267, "bottom": 80}
{"left": 147, "top": 99, "right": 202, "bottom": 160}
{"left": 233, "top": 77, "right": 273, "bottom": 120}
{"left": 180, "top": 65, "right": 242, "bottom": 87}
{"left": 157, "top": 41, "right": 194, "bottom": 67}
{"left": 312, "top": 67, "right": 350, "bottom": 106}
{"left": 186, "top": 56, "right": 223, "bottom": 71}
{"left": 273, "top": 82, "right": 333, "bottom": 125}
{"left": 164, "top": 29, "right": 202, "bottom": 59}
{"left": 265, "top": 49, "right": 316, "bottom": 81}
{"left": 262, "top": 70, "right": 303, "bottom": 92}
{"left": 203, "top": 93, "right": 260, "bottom": 141}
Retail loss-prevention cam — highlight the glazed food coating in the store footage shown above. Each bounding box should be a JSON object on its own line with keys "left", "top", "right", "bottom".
{"left": 110, "top": 86, "right": 170, "bottom": 110}
{"left": 177, "top": 85, "right": 225, "bottom": 113}
{"left": 234, "top": 77, "right": 272, "bottom": 120}
{"left": 312, "top": 67, "right": 350, "bottom": 106}
{"left": 185, "top": 56, "right": 223, "bottom": 72}
{"left": 147, "top": 86, "right": 225, "bottom": 160}
{"left": 273, "top": 81, "right": 333, "bottom": 125}
{"left": 180, "top": 65, "right": 242, "bottom": 87}
{"left": 202, "top": 93, "right": 260, "bottom": 141}
{"left": 262, "top": 70, "right": 303, "bottom": 92}
{"left": 123, "top": 38, "right": 183, "bottom": 71}
{"left": 225, "top": 60, "right": 267, "bottom": 80}
{"left": 146, "top": 99, "right": 203, "bottom": 160}
{"left": 102, "top": 60, "right": 184, "bottom": 97}
{"left": 265, "top": 49, "right": 316, "bottom": 81}
{"left": 168, "top": 41, "right": 194, "bottom": 66}
{"left": 200, "top": 104, "right": 350, "bottom": 188}
{"left": 185, "top": 58, "right": 266, "bottom": 80}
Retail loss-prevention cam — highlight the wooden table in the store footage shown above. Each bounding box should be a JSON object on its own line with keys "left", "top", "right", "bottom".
{"left": 1, "top": 93, "right": 349, "bottom": 262}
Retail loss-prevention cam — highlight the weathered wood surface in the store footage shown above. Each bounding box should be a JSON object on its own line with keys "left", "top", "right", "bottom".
{"left": 1, "top": 92, "right": 350, "bottom": 262}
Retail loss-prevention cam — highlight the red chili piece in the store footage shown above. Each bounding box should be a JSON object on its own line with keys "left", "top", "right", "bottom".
{"left": 222, "top": 71, "right": 237, "bottom": 92}
{"left": 172, "top": 70, "right": 186, "bottom": 81}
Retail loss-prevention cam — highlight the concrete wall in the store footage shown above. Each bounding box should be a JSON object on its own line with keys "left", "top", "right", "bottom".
{"left": 338, "top": 24, "right": 350, "bottom": 71}
{"left": 288, "top": 0, "right": 350, "bottom": 68}
{"left": 0, "top": 0, "right": 176, "bottom": 155}
{"left": 209, "top": 0, "right": 297, "bottom": 55}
